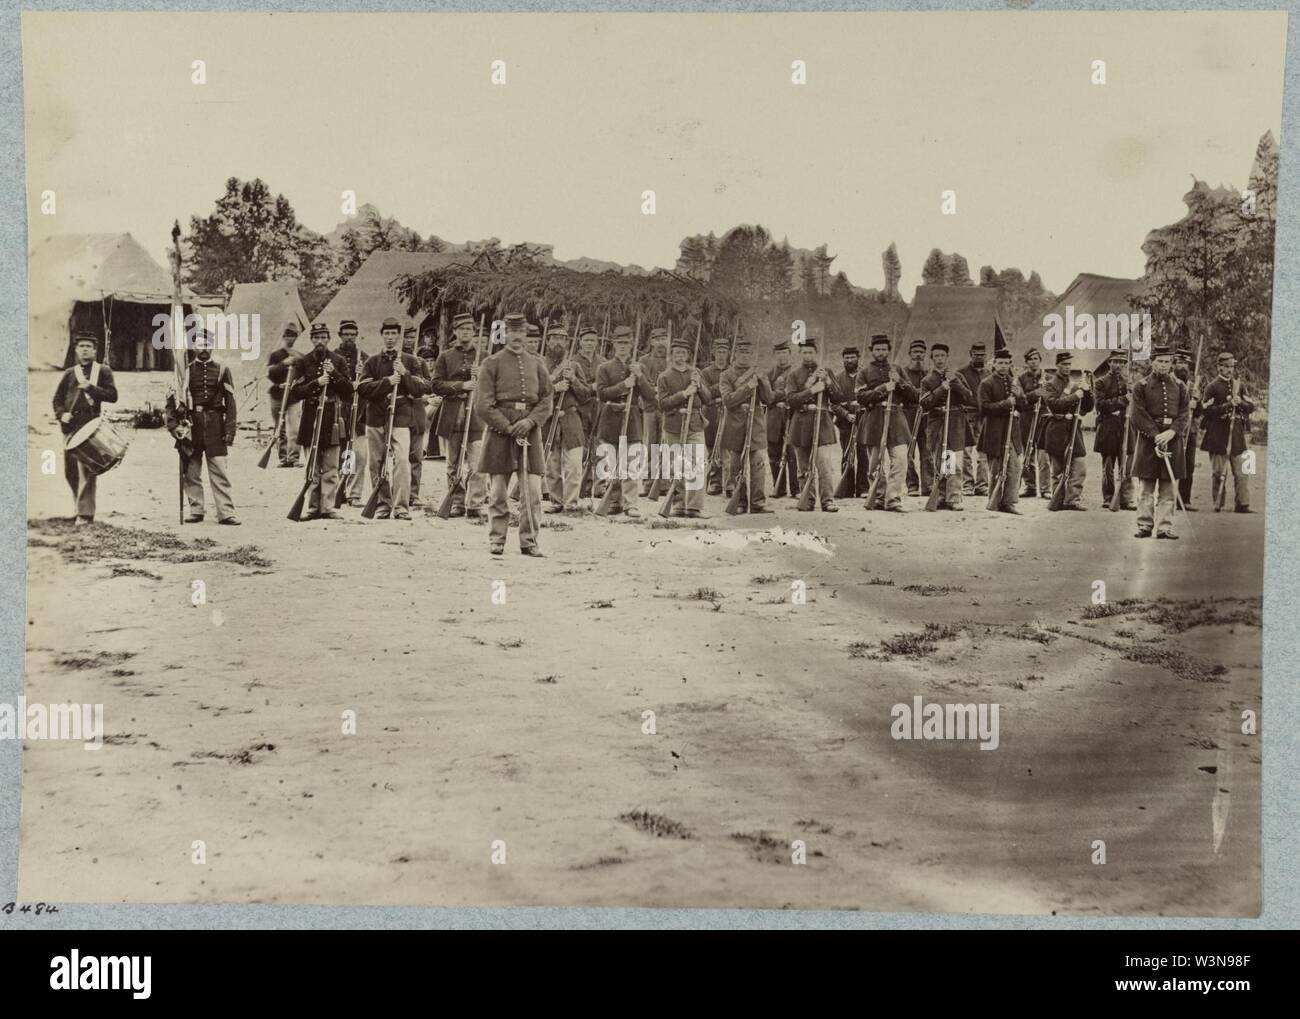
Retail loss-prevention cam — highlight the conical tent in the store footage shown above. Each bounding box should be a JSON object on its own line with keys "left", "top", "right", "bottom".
{"left": 1016, "top": 274, "right": 1146, "bottom": 373}
{"left": 223, "top": 282, "right": 311, "bottom": 419}
{"left": 895, "top": 285, "right": 1010, "bottom": 368}
{"left": 28, "top": 232, "right": 201, "bottom": 371}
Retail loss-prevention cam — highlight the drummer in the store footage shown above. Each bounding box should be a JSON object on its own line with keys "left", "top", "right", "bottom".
{"left": 53, "top": 330, "right": 118, "bottom": 526}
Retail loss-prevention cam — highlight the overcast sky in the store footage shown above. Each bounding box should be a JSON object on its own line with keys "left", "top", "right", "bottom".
{"left": 22, "top": 10, "right": 1287, "bottom": 297}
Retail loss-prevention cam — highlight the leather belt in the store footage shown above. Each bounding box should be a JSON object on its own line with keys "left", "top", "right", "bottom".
{"left": 506, "top": 402, "right": 528, "bottom": 410}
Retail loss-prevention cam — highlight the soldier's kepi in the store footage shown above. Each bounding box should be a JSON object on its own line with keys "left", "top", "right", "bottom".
{"left": 478, "top": 312, "right": 554, "bottom": 556}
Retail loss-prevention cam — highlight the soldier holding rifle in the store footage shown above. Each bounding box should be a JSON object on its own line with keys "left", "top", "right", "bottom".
{"left": 656, "top": 334, "right": 712, "bottom": 518}
{"left": 919, "top": 342, "right": 971, "bottom": 511}
{"left": 978, "top": 348, "right": 1029, "bottom": 515}
{"left": 265, "top": 323, "right": 304, "bottom": 468}
{"left": 1018, "top": 349, "right": 1050, "bottom": 498}
{"left": 594, "top": 325, "right": 654, "bottom": 517}
{"left": 834, "top": 345, "right": 865, "bottom": 497}
{"left": 1201, "top": 351, "right": 1255, "bottom": 514}
{"left": 1093, "top": 351, "right": 1134, "bottom": 510}
{"left": 431, "top": 312, "right": 488, "bottom": 519}
{"left": 356, "top": 317, "right": 429, "bottom": 521}
{"left": 289, "top": 323, "right": 353, "bottom": 520}
{"left": 335, "top": 320, "right": 367, "bottom": 506}
{"left": 1042, "top": 352, "right": 1093, "bottom": 511}
{"left": 701, "top": 337, "right": 731, "bottom": 496}
{"left": 766, "top": 342, "right": 797, "bottom": 497}
{"left": 900, "top": 339, "right": 929, "bottom": 497}
{"left": 785, "top": 337, "right": 844, "bottom": 512}
{"left": 544, "top": 327, "right": 592, "bottom": 513}
{"left": 856, "top": 334, "right": 916, "bottom": 512}
{"left": 719, "top": 336, "right": 774, "bottom": 514}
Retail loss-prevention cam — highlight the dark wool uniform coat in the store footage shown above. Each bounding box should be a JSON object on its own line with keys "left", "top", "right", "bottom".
{"left": 335, "top": 340, "right": 367, "bottom": 438}
{"left": 701, "top": 362, "right": 728, "bottom": 429}
{"left": 1091, "top": 367, "right": 1128, "bottom": 458}
{"left": 637, "top": 349, "right": 670, "bottom": 413}
{"left": 855, "top": 359, "right": 917, "bottom": 448}
{"left": 656, "top": 366, "right": 712, "bottom": 437}
{"left": 978, "top": 373, "right": 1029, "bottom": 457}
{"left": 545, "top": 350, "right": 593, "bottom": 450}
{"left": 1018, "top": 368, "right": 1049, "bottom": 449}
{"left": 1199, "top": 376, "right": 1255, "bottom": 457}
{"left": 1042, "top": 371, "right": 1094, "bottom": 461}
{"left": 766, "top": 363, "right": 793, "bottom": 443}
{"left": 784, "top": 362, "right": 844, "bottom": 447}
{"left": 184, "top": 356, "right": 238, "bottom": 456}
{"left": 1128, "top": 371, "right": 1190, "bottom": 480}
{"left": 957, "top": 363, "right": 987, "bottom": 446}
{"left": 289, "top": 347, "right": 354, "bottom": 448}
{"left": 266, "top": 347, "right": 304, "bottom": 407}
{"left": 719, "top": 365, "right": 774, "bottom": 452}
{"left": 431, "top": 343, "right": 487, "bottom": 440}
{"left": 357, "top": 351, "right": 431, "bottom": 430}
{"left": 832, "top": 366, "right": 862, "bottom": 429}
{"left": 475, "top": 347, "right": 554, "bottom": 475}
{"left": 899, "top": 364, "right": 926, "bottom": 433}
{"left": 919, "top": 370, "right": 973, "bottom": 452}
{"left": 595, "top": 358, "right": 656, "bottom": 444}
{"left": 53, "top": 362, "right": 118, "bottom": 437}
{"left": 572, "top": 352, "right": 601, "bottom": 434}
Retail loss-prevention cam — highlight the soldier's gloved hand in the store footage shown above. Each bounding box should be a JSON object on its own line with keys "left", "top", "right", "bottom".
{"left": 1155, "top": 428, "right": 1176, "bottom": 446}
{"left": 59, "top": 412, "right": 72, "bottom": 424}
{"left": 509, "top": 419, "right": 532, "bottom": 439}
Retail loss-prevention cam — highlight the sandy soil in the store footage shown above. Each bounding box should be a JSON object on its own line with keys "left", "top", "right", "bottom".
{"left": 19, "top": 382, "right": 1263, "bottom": 915}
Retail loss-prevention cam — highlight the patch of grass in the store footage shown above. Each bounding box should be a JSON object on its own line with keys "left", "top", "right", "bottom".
{"left": 847, "top": 641, "right": 873, "bottom": 659}
{"left": 109, "top": 565, "right": 163, "bottom": 581}
{"left": 902, "top": 583, "right": 966, "bottom": 597}
{"left": 877, "top": 623, "right": 963, "bottom": 660}
{"left": 619, "top": 810, "right": 693, "bottom": 840}
{"left": 570, "top": 856, "right": 626, "bottom": 871}
{"left": 535, "top": 674, "right": 559, "bottom": 685}
{"left": 1080, "top": 596, "right": 1262, "bottom": 633}
{"left": 687, "top": 587, "right": 722, "bottom": 601}
{"left": 751, "top": 574, "right": 785, "bottom": 585}
{"left": 28, "top": 519, "right": 273, "bottom": 570}
{"left": 54, "top": 651, "right": 135, "bottom": 670}
{"left": 497, "top": 638, "right": 524, "bottom": 650}
{"left": 864, "top": 575, "right": 896, "bottom": 587}
{"left": 587, "top": 599, "right": 615, "bottom": 610}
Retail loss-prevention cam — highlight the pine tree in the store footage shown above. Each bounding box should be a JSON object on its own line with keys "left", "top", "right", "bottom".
{"left": 881, "top": 243, "right": 902, "bottom": 298}
{"left": 921, "top": 248, "right": 948, "bottom": 285}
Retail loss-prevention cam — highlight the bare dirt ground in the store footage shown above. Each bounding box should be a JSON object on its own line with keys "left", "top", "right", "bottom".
{"left": 20, "top": 380, "right": 1263, "bottom": 915}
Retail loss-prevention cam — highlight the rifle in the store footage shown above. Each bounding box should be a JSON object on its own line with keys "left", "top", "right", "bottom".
{"left": 645, "top": 319, "right": 677, "bottom": 501}
{"left": 574, "top": 313, "right": 613, "bottom": 503}
{"left": 1108, "top": 358, "right": 1133, "bottom": 511}
{"left": 986, "top": 381, "right": 1019, "bottom": 511}
{"left": 361, "top": 353, "right": 401, "bottom": 519}
{"left": 1023, "top": 373, "right": 1045, "bottom": 497}
{"left": 725, "top": 371, "right": 761, "bottom": 515}
{"left": 288, "top": 364, "right": 330, "bottom": 521}
{"left": 1215, "top": 376, "right": 1240, "bottom": 511}
{"left": 594, "top": 315, "right": 642, "bottom": 516}
{"left": 258, "top": 364, "right": 296, "bottom": 469}
{"left": 832, "top": 407, "right": 865, "bottom": 500}
{"left": 543, "top": 313, "right": 582, "bottom": 461}
{"left": 796, "top": 388, "right": 825, "bottom": 512}
{"left": 335, "top": 349, "right": 366, "bottom": 508}
{"left": 1048, "top": 374, "right": 1088, "bottom": 512}
{"left": 437, "top": 315, "right": 488, "bottom": 519}
{"left": 772, "top": 403, "right": 795, "bottom": 495}
{"left": 925, "top": 383, "right": 953, "bottom": 512}
{"left": 703, "top": 322, "right": 740, "bottom": 488}
{"left": 862, "top": 369, "right": 897, "bottom": 510}
{"left": 655, "top": 322, "right": 706, "bottom": 511}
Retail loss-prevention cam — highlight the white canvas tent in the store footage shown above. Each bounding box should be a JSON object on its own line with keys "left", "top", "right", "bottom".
{"left": 224, "top": 282, "right": 311, "bottom": 419}
{"left": 28, "top": 232, "right": 204, "bottom": 371}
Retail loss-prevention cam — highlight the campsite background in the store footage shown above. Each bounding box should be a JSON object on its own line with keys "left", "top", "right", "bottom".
{"left": 23, "top": 11, "right": 1282, "bottom": 424}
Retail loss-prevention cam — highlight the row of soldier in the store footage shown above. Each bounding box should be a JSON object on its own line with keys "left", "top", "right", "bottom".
{"left": 49, "top": 314, "right": 1254, "bottom": 551}
{"left": 254, "top": 314, "right": 1255, "bottom": 551}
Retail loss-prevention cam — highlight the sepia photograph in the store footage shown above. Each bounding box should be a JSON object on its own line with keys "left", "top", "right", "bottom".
{"left": 15, "top": 9, "right": 1282, "bottom": 917}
